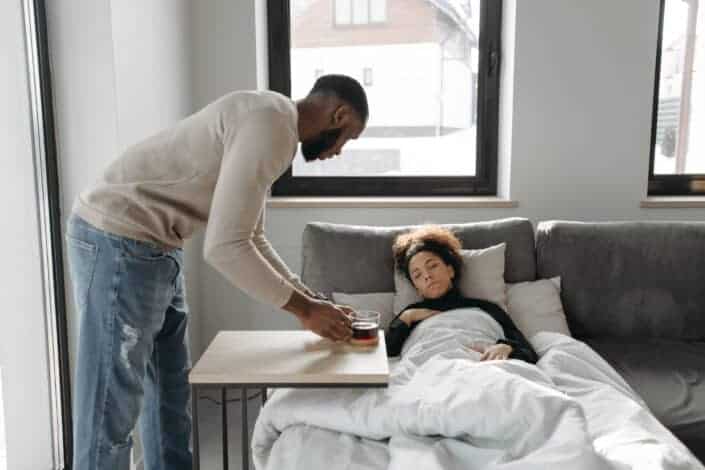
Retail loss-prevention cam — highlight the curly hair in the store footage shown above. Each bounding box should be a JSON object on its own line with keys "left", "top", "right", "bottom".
{"left": 392, "top": 225, "right": 463, "bottom": 282}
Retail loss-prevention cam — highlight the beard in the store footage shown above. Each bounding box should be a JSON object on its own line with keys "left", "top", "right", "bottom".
{"left": 301, "top": 128, "right": 342, "bottom": 161}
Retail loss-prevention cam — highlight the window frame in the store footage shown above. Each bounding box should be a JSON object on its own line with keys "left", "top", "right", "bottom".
{"left": 21, "top": 0, "right": 73, "bottom": 466}
{"left": 648, "top": 0, "right": 705, "bottom": 196}
{"left": 269, "top": 0, "right": 502, "bottom": 197}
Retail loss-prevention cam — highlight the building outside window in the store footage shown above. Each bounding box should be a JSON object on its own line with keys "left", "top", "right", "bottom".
{"left": 363, "top": 66, "right": 374, "bottom": 86}
{"left": 335, "top": 0, "right": 387, "bottom": 26}
{"left": 270, "top": 0, "right": 501, "bottom": 196}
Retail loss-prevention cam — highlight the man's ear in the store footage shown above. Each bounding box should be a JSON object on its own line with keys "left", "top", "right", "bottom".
{"left": 331, "top": 104, "right": 349, "bottom": 127}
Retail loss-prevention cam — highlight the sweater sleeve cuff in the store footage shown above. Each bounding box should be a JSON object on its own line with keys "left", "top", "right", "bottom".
{"left": 274, "top": 282, "right": 295, "bottom": 308}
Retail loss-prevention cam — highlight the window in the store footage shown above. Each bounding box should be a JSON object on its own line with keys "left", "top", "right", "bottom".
{"left": 649, "top": 0, "right": 705, "bottom": 195}
{"left": 335, "top": 0, "right": 352, "bottom": 24}
{"left": 269, "top": 0, "right": 502, "bottom": 196}
{"left": 363, "top": 67, "right": 373, "bottom": 86}
{"left": 335, "top": 0, "right": 387, "bottom": 26}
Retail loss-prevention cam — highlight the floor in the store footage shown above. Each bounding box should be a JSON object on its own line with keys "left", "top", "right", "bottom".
{"left": 195, "top": 389, "right": 264, "bottom": 470}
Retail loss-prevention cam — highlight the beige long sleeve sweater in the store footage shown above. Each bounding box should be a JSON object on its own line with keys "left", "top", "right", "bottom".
{"left": 74, "top": 90, "right": 304, "bottom": 307}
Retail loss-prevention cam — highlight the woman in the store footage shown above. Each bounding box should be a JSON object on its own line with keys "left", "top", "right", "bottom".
{"left": 386, "top": 225, "right": 538, "bottom": 363}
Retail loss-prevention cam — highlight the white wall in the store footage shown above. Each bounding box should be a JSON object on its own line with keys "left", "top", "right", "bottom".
{"left": 0, "top": 1, "right": 55, "bottom": 468}
{"left": 110, "top": 1, "right": 193, "bottom": 148}
{"left": 192, "top": 0, "right": 705, "bottom": 350}
{"left": 190, "top": 0, "right": 257, "bottom": 108}
{"left": 508, "top": 0, "right": 658, "bottom": 220}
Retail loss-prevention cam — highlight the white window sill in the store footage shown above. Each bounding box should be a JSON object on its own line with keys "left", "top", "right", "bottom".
{"left": 267, "top": 196, "right": 518, "bottom": 209}
{"left": 640, "top": 196, "right": 705, "bottom": 208}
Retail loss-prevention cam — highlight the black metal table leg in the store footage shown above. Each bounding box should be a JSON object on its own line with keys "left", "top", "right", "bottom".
{"left": 222, "top": 387, "right": 229, "bottom": 469}
{"left": 242, "top": 387, "right": 249, "bottom": 470}
{"left": 192, "top": 385, "right": 200, "bottom": 470}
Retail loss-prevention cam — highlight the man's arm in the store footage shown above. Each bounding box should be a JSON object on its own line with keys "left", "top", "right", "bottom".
{"left": 252, "top": 206, "right": 324, "bottom": 299}
{"left": 202, "top": 107, "right": 350, "bottom": 340}
{"left": 203, "top": 108, "right": 298, "bottom": 307}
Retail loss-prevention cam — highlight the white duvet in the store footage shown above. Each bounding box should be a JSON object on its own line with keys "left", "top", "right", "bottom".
{"left": 253, "top": 308, "right": 703, "bottom": 470}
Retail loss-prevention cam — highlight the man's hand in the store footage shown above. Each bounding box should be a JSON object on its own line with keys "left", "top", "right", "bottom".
{"left": 297, "top": 299, "right": 353, "bottom": 341}
{"left": 303, "top": 286, "right": 330, "bottom": 301}
{"left": 399, "top": 308, "right": 441, "bottom": 325}
{"left": 337, "top": 304, "right": 356, "bottom": 318}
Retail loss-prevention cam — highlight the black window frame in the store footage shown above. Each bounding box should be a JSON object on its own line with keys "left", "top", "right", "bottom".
{"left": 269, "top": 0, "right": 502, "bottom": 197}
{"left": 648, "top": 0, "right": 705, "bottom": 196}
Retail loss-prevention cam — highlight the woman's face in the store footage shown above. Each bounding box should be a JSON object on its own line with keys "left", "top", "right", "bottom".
{"left": 408, "top": 251, "right": 455, "bottom": 299}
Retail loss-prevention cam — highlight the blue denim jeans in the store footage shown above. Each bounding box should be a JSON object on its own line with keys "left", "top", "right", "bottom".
{"left": 66, "top": 214, "right": 192, "bottom": 470}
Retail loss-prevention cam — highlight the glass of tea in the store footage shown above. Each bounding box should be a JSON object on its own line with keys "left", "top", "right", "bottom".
{"left": 348, "top": 310, "right": 380, "bottom": 347}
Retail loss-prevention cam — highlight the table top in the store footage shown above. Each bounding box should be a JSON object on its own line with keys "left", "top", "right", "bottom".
{"left": 189, "top": 330, "right": 389, "bottom": 386}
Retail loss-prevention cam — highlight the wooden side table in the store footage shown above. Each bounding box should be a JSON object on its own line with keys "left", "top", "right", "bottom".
{"left": 189, "top": 330, "right": 389, "bottom": 470}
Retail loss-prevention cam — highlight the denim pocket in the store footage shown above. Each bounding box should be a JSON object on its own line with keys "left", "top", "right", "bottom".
{"left": 119, "top": 238, "right": 180, "bottom": 290}
{"left": 120, "top": 238, "right": 171, "bottom": 262}
{"left": 66, "top": 235, "right": 99, "bottom": 313}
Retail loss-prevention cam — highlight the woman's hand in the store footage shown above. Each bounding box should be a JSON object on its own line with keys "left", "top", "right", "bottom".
{"left": 399, "top": 308, "right": 441, "bottom": 325}
{"left": 478, "top": 343, "right": 513, "bottom": 361}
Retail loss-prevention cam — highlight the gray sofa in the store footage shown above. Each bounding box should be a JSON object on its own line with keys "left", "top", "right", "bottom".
{"left": 300, "top": 217, "right": 705, "bottom": 462}
{"left": 536, "top": 221, "right": 705, "bottom": 461}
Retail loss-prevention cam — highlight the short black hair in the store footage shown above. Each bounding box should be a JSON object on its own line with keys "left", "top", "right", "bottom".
{"left": 309, "top": 74, "right": 369, "bottom": 123}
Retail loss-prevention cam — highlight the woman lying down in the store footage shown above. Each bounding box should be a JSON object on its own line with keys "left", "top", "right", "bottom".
{"left": 252, "top": 228, "right": 702, "bottom": 470}
{"left": 386, "top": 225, "right": 538, "bottom": 363}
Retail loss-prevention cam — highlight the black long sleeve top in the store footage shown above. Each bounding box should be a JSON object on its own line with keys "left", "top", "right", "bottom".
{"left": 386, "top": 288, "right": 539, "bottom": 363}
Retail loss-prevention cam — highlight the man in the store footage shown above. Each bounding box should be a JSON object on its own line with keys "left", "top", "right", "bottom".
{"left": 65, "top": 74, "right": 368, "bottom": 470}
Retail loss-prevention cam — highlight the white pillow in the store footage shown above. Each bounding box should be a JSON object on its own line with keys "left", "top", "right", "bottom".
{"left": 393, "top": 243, "right": 507, "bottom": 314}
{"left": 331, "top": 291, "right": 396, "bottom": 329}
{"left": 456, "top": 244, "right": 508, "bottom": 311}
{"left": 505, "top": 277, "right": 571, "bottom": 339}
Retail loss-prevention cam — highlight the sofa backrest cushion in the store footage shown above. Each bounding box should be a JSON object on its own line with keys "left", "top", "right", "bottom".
{"left": 536, "top": 221, "right": 705, "bottom": 340}
{"left": 301, "top": 218, "right": 536, "bottom": 295}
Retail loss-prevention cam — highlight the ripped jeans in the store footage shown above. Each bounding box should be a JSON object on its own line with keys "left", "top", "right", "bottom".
{"left": 66, "top": 214, "right": 192, "bottom": 470}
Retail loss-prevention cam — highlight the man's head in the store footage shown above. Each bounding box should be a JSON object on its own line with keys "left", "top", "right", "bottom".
{"left": 297, "top": 74, "right": 368, "bottom": 162}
